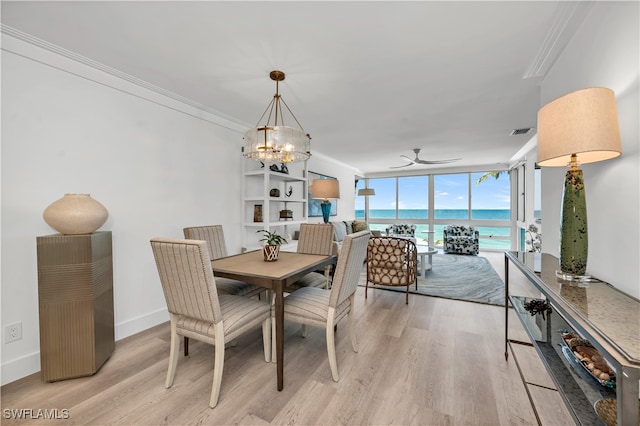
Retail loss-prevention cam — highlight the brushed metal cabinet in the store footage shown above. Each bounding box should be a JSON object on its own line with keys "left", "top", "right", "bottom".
{"left": 37, "top": 231, "right": 114, "bottom": 382}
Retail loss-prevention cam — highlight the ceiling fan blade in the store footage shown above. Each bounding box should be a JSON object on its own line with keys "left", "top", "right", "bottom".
{"left": 389, "top": 162, "right": 414, "bottom": 169}
{"left": 400, "top": 155, "right": 414, "bottom": 162}
{"left": 414, "top": 158, "right": 461, "bottom": 164}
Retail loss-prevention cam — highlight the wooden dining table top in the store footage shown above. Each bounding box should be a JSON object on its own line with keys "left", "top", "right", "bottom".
{"left": 211, "top": 249, "right": 336, "bottom": 391}
{"left": 211, "top": 250, "right": 335, "bottom": 287}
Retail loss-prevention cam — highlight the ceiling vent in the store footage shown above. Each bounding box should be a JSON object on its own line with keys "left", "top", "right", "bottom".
{"left": 510, "top": 128, "right": 534, "bottom": 136}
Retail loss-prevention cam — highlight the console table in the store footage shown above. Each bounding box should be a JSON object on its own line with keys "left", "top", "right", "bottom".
{"left": 504, "top": 251, "right": 639, "bottom": 426}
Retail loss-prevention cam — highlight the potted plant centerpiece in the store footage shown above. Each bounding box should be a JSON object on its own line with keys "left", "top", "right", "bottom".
{"left": 257, "top": 229, "right": 288, "bottom": 262}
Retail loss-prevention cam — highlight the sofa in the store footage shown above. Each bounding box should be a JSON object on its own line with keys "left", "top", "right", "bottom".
{"left": 331, "top": 220, "right": 372, "bottom": 251}
{"left": 443, "top": 225, "right": 479, "bottom": 255}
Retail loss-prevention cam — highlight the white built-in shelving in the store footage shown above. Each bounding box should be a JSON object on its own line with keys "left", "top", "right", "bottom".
{"left": 242, "top": 160, "right": 308, "bottom": 251}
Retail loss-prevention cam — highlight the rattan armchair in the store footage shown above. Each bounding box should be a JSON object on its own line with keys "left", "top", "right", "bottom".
{"left": 365, "top": 236, "right": 417, "bottom": 304}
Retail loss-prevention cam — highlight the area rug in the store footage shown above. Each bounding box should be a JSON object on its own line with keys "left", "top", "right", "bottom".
{"left": 359, "top": 254, "right": 504, "bottom": 306}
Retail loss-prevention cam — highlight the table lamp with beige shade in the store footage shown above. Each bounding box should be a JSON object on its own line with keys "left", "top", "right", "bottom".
{"left": 537, "top": 87, "right": 622, "bottom": 279}
{"left": 311, "top": 179, "right": 340, "bottom": 223}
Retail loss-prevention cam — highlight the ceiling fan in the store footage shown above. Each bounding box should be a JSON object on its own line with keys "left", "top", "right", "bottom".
{"left": 390, "top": 148, "right": 461, "bottom": 169}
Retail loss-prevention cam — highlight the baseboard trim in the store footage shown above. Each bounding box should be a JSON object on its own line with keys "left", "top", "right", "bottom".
{"left": 115, "top": 308, "right": 169, "bottom": 341}
{"left": 1, "top": 308, "right": 169, "bottom": 386}
{"left": 1, "top": 351, "right": 41, "bottom": 386}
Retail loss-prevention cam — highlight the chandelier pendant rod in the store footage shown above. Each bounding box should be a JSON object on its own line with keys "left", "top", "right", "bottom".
{"left": 278, "top": 96, "right": 306, "bottom": 134}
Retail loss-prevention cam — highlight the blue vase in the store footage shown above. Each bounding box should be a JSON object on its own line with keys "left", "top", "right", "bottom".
{"left": 320, "top": 202, "right": 331, "bottom": 224}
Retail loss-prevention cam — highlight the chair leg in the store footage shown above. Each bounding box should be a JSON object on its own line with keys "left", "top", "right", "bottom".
{"left": 184, "top": 337, "right": 189, "bottom": 356}
{"left": 365, "top": 280, "right": 369, "bottom": 299}
{"left": 326, "top": 307, "right": 339, "bottom": 382}
{"left": 301, "top": 324, "right": 307, "bottom": 338}
{"left": 262, "top": 317, "right": 271, "bottom": 363}
{"left": 405, "top": 284, "right": 409, "bottom": 304}
{"left": 324, "top": 265, "right": 332, "bottom": 289}
{"left": 348, "top": 295, "right": 358, "bottom": 353}
{"left": 209, "top": 322, "right": 225, "bottom": 408}
{"left": 166, "top": 318, "right": 180, "bottom": 388}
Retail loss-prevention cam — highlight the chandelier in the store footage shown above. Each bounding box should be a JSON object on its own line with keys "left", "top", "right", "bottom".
{"left": 243, "top": 70, "right": 311, "bottom": 164}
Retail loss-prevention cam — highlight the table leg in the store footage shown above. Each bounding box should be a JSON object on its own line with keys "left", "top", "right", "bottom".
{"left": 274, "top": 281, "right": 284, "bottom": 391}
{"left": 504, "top": 253, "right": 509, "bottom": 360}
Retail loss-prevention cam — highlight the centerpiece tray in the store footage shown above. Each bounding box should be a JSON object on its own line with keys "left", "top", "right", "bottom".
{"left": 560, "top": 331, "right": 616, "bottom": 389}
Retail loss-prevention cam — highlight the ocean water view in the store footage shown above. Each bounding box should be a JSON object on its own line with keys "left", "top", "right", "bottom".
{"left": 355, "top": 209, "right": 511, "bottom": 250}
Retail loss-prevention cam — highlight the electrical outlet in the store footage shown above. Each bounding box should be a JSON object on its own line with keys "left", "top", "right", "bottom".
{"left": 4, "top": 322, "right": 22, "bottom": 343}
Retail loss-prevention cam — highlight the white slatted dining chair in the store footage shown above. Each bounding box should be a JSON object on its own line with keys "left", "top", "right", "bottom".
{"left": 183, "top": 225, "right": 267, "bottom": 355}
{"left": 275, "top": 230, "right": 370, "bottom": 381}
{"left": 150, "top": 238, "right": 271, "bottom": 408}
{"left": 285, "top": 223, "right": 336, "bottom": 292}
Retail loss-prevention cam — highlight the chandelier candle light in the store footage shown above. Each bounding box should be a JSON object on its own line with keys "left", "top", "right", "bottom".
{"left": 311, "top": 179, "right": 340, "bottom": 223}
{"left": 537, "top": 87, "right": 622, "bottom": 279}
{"left": 243, "top": 70, "right": 311, "bottom": 164}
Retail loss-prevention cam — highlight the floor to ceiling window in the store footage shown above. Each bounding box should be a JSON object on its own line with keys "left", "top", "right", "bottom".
{"left": 470, "top": 172, "right": 511, "bottom": 249}
{"left": 359, "top": 171, "right": 511, "bottom": 250}
{"left": 355, "top": 179, "right": 365, "bottom": 220}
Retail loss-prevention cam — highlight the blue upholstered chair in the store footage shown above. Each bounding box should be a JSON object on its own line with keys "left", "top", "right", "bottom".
{"left": 443, "top": 225, "right": 479, "bottom": 255}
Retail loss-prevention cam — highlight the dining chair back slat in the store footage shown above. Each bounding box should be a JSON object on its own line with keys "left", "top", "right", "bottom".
{"left": 278, "top": 230, "right": 370, "bottom": 381}
{"left": 152, "top": 238, "right": 221, "bottom": 323}
{"left": 286, "top": 223, "right": 336, "bottom": 291}
{"left": 330, "top": 230, "right": 371, "bottom": 308}
{"left": 150, "top": 237, "right": 271, "bottom": 408}
{"left": 183, "top": 225, "right": 227, "bottom": 260}
{"left": 297, "top": 223, "right": 335, "bottom": 255}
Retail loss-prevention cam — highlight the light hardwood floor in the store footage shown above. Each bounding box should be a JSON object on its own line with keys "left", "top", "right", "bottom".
{"left": 1, "top": 251, "right": 571, "bottom": 425}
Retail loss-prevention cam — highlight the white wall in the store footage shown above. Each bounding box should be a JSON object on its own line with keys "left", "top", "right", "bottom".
{"left": 0, "top": 34, "right": 356, "bottom": 384}
{"left": 539, "top": 2, "right": 639, "bottom": 298}
{"left": 307, "top": 152, "right": 360, "bottom": 224}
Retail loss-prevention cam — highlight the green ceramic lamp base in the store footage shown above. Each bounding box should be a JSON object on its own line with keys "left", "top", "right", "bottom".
{"left": 559, "top": 167, "right": 588, "bottom": 276}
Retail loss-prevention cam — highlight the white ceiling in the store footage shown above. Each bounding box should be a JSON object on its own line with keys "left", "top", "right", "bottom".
{"left": 1, "top": 1, "right": 593, "bottom": 175}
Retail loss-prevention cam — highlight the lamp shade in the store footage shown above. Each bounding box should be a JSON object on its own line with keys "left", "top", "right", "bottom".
{"left": 311, "top": 179, "right": 340, "bottom": 200}
{"left": 537, "top": 87, "right": 621, "bottom": 167}
{"left": 357, "top": 188, "right": 376, "bottom": 196}
{"left": 243, "top": 126, "right": 310, "bottom": 163}
{"left": 243, "top": 70, "right": 311, "bottom": 164}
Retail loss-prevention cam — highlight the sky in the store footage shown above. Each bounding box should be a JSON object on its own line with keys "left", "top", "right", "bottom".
{"left": 355, "top": 172, "right": 511, "bottom": 212}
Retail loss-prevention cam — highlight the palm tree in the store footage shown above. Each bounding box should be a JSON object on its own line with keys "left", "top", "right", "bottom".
{"left": 475, "top": 171, "right": 506, "bottom": 185}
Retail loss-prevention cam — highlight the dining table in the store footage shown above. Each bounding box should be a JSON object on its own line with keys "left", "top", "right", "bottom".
{"left": 211, "top": 249, "right": 336, "bottom": 391}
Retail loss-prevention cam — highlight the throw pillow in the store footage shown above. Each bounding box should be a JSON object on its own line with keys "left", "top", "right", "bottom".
{"left": 352, "top": 220, "right": 368, "bottom": 232}
{"left": 343, "top": 221, "right": 353, "bottom": 234}
{"left": 332, "top": 221, "right": 348, "bottom": 242}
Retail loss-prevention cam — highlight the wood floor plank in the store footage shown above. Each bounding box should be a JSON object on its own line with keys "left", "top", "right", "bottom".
{"left": 1, "top": 251, "right": 545, "bottom": 425}
{"left": 510, "top": 342, "right": 557, "bottom": 389}
{"left": 527, "top": 384, "right": 575, "bottom": 426}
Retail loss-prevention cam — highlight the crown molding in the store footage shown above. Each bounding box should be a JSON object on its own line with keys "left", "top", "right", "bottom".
{"left": 522, "top": 1, "right": 594, "bottom": 81}
{"left": 1, "top": 24, "right": 250, "bottom": 133}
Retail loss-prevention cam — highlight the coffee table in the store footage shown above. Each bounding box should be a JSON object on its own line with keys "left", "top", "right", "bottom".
{"left": 417, "top": 246, "right": 437, "bottom": 277}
